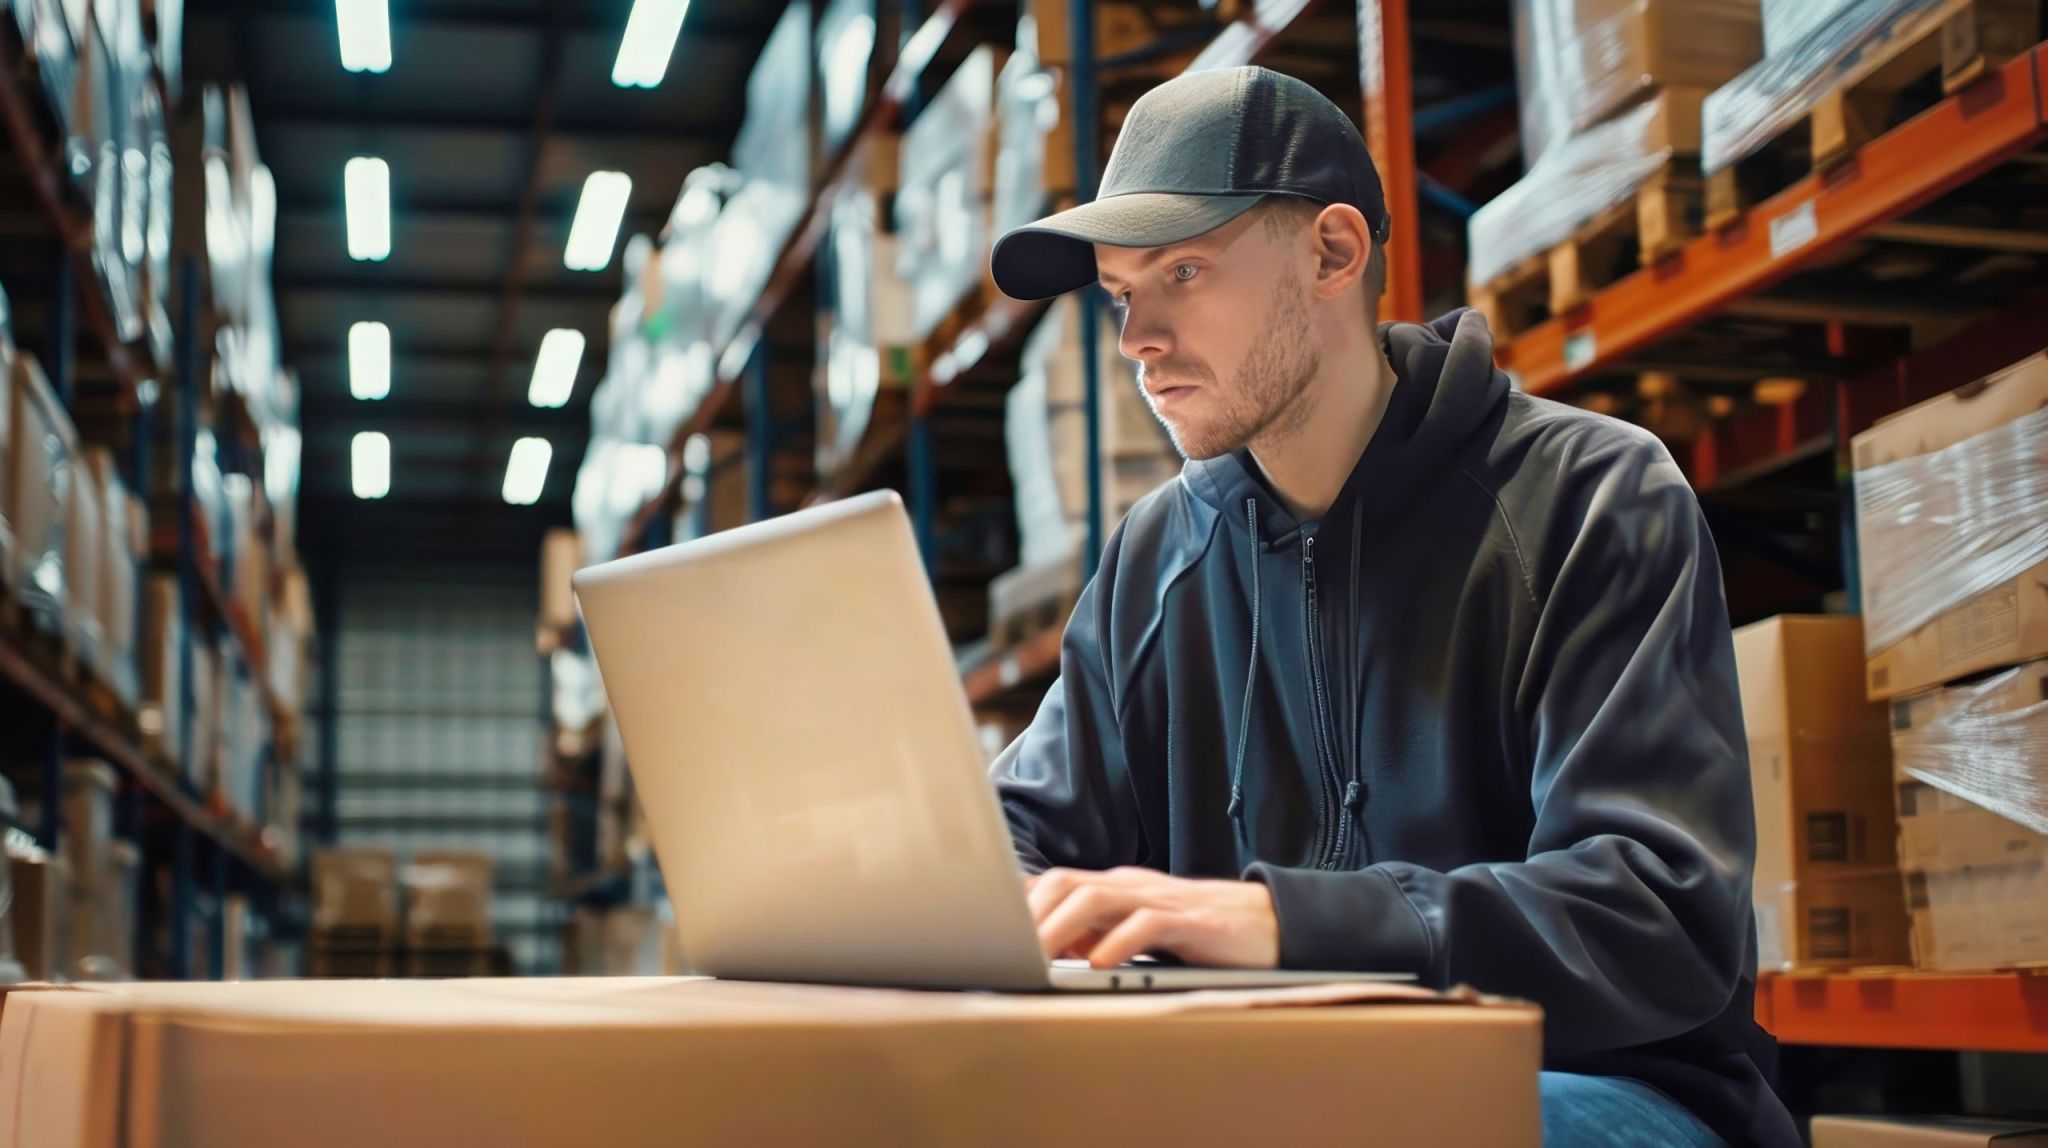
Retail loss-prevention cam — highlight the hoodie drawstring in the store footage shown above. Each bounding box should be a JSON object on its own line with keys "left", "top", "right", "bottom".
{"left": 1227, "top": 497, "right": 1262, "bottom": 843}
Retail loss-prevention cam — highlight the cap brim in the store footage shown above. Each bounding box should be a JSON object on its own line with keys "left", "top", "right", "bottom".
{"left": 990, "top": 192, "right": 1265, "bottom": 301}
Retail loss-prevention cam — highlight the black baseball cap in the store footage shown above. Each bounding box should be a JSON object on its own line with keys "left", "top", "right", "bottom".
{"left": 990, "top": 65, "right": 1391, "bottom": 301}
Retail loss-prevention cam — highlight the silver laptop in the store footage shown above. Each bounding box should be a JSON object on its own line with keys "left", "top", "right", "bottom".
{"left": 572, "top": 490, "right": 1409, "bottom": 992}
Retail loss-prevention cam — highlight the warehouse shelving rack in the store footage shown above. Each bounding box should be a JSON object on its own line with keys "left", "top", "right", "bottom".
{"left": 1758, "top": 969, "right": 2048, "bottom": 1054}
{"left": 0, "top": 24, "right": 302, "bottom": 981}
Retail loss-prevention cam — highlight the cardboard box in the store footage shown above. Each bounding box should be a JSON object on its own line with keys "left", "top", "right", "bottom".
{"left": 3, "top": 844, "right": 67, "bottom": 981}
{"left": 0, "top": 977, "right": 1542, "bottom": 1147}
{"left": 6, "top": 353, "right": 79, "bottom": 608}
{"left": 59, "top": 759, "right": 118, "bottom": 893}
{"left": 1890, "top": 658, "right": 2048, "bottom": 970}
{"left": 1514, "top": 0, "right": 1762, "bottom": 166}
{"left": 1734, "top": 615, "right": 1910, "bottom": 969}
{"left": 138, "top": 574, "right": 184, "bottom": 768}
{"left": 1811, "top": 1115, "right": 2048, "bottom": 1147}
{"left": 540, "top": 528, "right": 582, "bottom": 633}
{"left": 61, "top": 443, "right": 105, "bottom": 671}
{"left": 188, "top": 637, "right": 221, "bottom": 793}
{"left": 1028, "top": 0, "right": 1158, "bottom": 66}
{"left": 402, "top": 852, "right": 494, "bottom": 951}
{"left": 1853, "top": 351, "right": 2048, "bottom": 699}
{"left": 86, "top": 450, "right": 138, "bottom": 704}
{"left": 311, "top": 848, "right": 399, "bottom": 946}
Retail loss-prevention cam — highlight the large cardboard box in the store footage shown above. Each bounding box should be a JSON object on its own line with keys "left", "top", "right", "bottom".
{"left": 402, "top": 851, "right": 494, "bottom": 951}
{"left": 1890, "top": 657, "right": 2048, "bottom": 971}
{"left": 1514, "top": 0, "right": 1762, "bottom": 165}
{"left": 0, "top": 977, "right": 1542, "bottom": 1147}
{"left": 1853, "top": 351, "right": 2048, "bottom": 700}
{"left": 138, "top": 574, "right": 184, "bottom": 768}
{"left": 310, "top": 848, "right": 399, "bottom": 947}
{"left": 1734, "top": 615, "right": 1911, "bottom": 969}
{"left": 6, "top": 353, "right": 79, "bottom": 609}
{"left": 1811, "top": 1115, "right": 2048, "bottom": 1147}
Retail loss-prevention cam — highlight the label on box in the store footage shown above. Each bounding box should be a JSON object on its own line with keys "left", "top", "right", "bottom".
{"left": 1770, "top": 201, "right": 1818, "bottom": 260}
{"left": 1938, "top": 583, "right": 2020, "bottom": 665}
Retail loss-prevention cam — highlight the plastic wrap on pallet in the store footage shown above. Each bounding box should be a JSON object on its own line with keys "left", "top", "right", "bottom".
{"left": 1759, "top": 0, "right": 1861, "bottom": 54}
{"left": 817, "top": 188, "right": 916, "bottom": 475}
{"left": 816, "top": 0, "right": 877, "bottom": 155}
{"left": 1852, "top": 403, "right": 2048, "bottom": 657}
{"left": 1514, "top": 0, "right": 1761, "bottom": 166}
{"left": 896, "top": 45, "right": 997, "bottom": 341}
{"left": 994, "top": 16, "right": 1064, "bottom": 238}
{"left": 1703, "top": 0, "right": 1952, "bottom": 175}
{"left": 717, "top": 0, "right": 812, "bottom": 347}
{"left": 14, "top": 0, "right": 81, "bottom": 144}
{"left": 1467, "top": 94, "right": 1678, "bottom": 289}
{"left": 1892, "top": 661, "right": 2048, "bottom": 837}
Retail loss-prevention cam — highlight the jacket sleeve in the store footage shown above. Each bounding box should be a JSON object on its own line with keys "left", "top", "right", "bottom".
{"left": 988, "top": 538, "right": 1148, "bottom": 874}
{"left": 1248, "top": 438, "right": 1757, "bottom": 1055}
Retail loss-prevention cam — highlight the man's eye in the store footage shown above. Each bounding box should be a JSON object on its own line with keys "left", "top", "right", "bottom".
{"left": 1173, "top": 264, "right": 1199, "bottom": 282}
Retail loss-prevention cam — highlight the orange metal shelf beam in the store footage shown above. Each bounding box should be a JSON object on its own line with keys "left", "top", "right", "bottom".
{"left": 1758, "top": 970, "right": 2048, "bottom": 1054}
{"left": 1498, "top": 45, "right": 2048, "bottom": 396}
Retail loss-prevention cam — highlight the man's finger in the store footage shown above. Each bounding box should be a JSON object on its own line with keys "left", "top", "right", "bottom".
{"left": 1087, "top": 907, "right": 1181, "bottom": 969}
{"left": 1026, "top": 867, "right": 1087, "bottom": 923}
{"left": 1036, "top": 885, "right": 1137, "bottom": 960}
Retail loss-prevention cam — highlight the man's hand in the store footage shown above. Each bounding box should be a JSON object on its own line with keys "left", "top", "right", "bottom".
{"left": 1025, "top": 866, "right": 1280, "bottom": 969}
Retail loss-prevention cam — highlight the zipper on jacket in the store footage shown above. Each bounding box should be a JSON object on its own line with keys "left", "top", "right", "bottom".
{"left": 1302, "top": 532, "right": 1349, "bottom": 870}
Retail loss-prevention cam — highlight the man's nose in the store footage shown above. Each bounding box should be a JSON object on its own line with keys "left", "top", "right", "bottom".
{"left": 1117, "top": 301, "right": 1172, "bottom": 364}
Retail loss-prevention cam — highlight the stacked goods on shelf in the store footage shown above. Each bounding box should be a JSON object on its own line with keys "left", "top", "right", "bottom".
{"left": 0, "top": 777, "right": 23, "bottom": 980}
{"left": 138, "top": 573, "right": 184, "bottom": 766}
{"left": 61, "top": 760, "right": 137, "bottom": 979}
{"left": 813, "top": 0, "right": 883, "bottom": 160}
{"left": 188, "top": 631, "right": 220, "bottom": 792}
{"left": 1811, "top": 1115, "right": 2048, "bottom": 1147}
{"left": 0, "top": 302, "right": 11, "bottom": 591}
{"left": 538, "top": 528, "right": 582, "bottom": 652}
{"left": 1468, "top": 0, "right": 1763, "bottom": 336}
{"left": 670, "top": 429, "right": 748, "bottom": 543}
{"left": 5, "top": 352, "right": 79, "bottom": 623}
{"left": 2, "top": 823, "right": 65, "bottom": 980}
{"left": 993, "top": 11, "right": 1074, "bottom": 239}
{"left": 309, "top": 847, "right": 399, "bottom": 977}
{"left": 894, "top": 45, "right": 999, "bottom": 344}
{"left": 1702, "top": 0, "right": 2039, "bottom": 224}
{"left": 814, "top": 142, "right": 913, "bottom": 477}
{"left": 991, "top": 296, "right": 1180, "bottom": 647}
{"left": 1853, "top": 350, "right": 2048, "bottom": 971}
{"left": 59, "top": 417, "right": 105, "bottom": 672}
{"left": 706, "top": 2, "right": 813, "bottom": 352}
{"left": 85, "top": 449, "right": 145, "bottom": 707}
{"left": 401, "top": 851, "right": 495, "bottom": 976}
{"left": 1734, "top": 615, "right": 1910, "bottom": 970}
{"left": 563, "top": 899, "right": 683, "bottom": 976}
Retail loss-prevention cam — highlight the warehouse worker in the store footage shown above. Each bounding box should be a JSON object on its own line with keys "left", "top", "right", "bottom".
{"left": 986, "top": 67, "right": 1795, "bottom": 1148}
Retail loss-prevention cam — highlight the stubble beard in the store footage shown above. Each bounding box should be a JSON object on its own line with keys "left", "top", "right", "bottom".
{"left": 1142, "top": 275, "right": 1322, "bottom": 461}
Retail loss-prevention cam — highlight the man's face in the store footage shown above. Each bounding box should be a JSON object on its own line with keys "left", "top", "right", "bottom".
{"left": 1095, "top": 208, "right": 1321, "bottom": 461}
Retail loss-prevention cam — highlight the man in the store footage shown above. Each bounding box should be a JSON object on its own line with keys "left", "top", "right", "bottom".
{"left": 986, "top": 67, "right": 1797, "bottom": 1148}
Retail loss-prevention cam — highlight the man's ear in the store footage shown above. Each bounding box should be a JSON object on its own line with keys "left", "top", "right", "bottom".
{"left": 1310, "top": 204, "right": 1371, "bottom": 303}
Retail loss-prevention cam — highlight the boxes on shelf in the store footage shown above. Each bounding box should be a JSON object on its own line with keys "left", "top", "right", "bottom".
{"left": 1890, "top": 657, "right": 2048, "bottom": 971}
{"left": 139, "top": 574, "right": 186, "bottom": 768}
{"left": 815, "top": 186, "right": 918, "bottom": 476}
{"left": 670, "top": 429, "right": 749, "bottom": 543}
{"left": 1004, "top": 294, "right": 1181, "bottom": 570}
{"left": 6, "top": 352, "right": 80, "bottom": 614}
{"left": 1852, "top": 350, "right": 2048, "bottom": 701}
{"left": 223, "top": 473, "right": 270, "bottom": 630}
{"left": 895, "top": 44, "right": 999, "bottom": 342}
{"left": 311, "top": 847, "right": 400, "bottom": 950}
{"left": 0, "top": 337, "right": 11, "bottom": 590}
{"left": 813, "top": 0, "right": 883, "bottom": 158}
{"left": 189, "top": 634, "right": 222, "bottom": 792}
{"left": 1702, "top": 0, "right": 2040, "bottom": 180}
{"left": 0, "top": 777, "right": 23, "bottom": 982}
{"left": 402, "top": 851, "right": 494, "bottom": 952}
{"left": 66, "top": 837, "right": 137, "bottom": 981}
{"left": 86, "top": 449, "right": 142, "bottom": 706}
{"left": 11, "top": 0, "right": 82, "bottom": 138}
{"left": 61, "top": 440, "right": 106, "bottom": 673}
{"left": 1026, "top": 0, "right": 1160, "bottom": 67}
{"left": 1513, "top": 0, "right": 1761, "bottom": 167}
{"left": 59, "top": 759, "right": 117, "bottom": 892}
{"left": 4, "top": 833, "right": 68, "bottom": 981}
{"left": 1734, "top": 615, "right": 1910, "bottom": 970}
{"left": 1811, "top": 1114, "right": 2048, "bottom": 1147}
{"left": 994, "top": 20, "right": 1074, "bottom": 239}
{"left": 540, "top": 528, "right": 583, "bottom": 636}
{"left": 988, "top": 544, "right": 1087, "bottom": 650}
{"left": 218, "top": 658, "right": 263, "bottom": 818}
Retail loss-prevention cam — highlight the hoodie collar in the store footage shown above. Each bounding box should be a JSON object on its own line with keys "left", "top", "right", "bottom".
{"left": 1188, "top": 307, "right": 1508, "bottom": 543}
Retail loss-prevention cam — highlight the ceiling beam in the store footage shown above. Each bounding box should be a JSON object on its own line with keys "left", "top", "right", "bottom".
{"left": 301, "top": 393, "right": 592, "bottom": 433}
{"left": 274, "top": 206, "right": 670, "bottom": 234}
{"left": 215, "top": 0, "right": 767, "bottom": 37}
{"left": 252, "top": 106, "right": 730, "bottom": 149}
{"left": 273, "top": 274, "right": 622, "bottom": 304}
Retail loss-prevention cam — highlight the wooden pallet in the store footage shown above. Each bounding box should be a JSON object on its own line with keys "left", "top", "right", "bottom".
{"left": 1706, "top": 0, "right": 2041, "bottom": 229}
{"left": 1472, "top": 162, "right": 1706, "bottom": 341}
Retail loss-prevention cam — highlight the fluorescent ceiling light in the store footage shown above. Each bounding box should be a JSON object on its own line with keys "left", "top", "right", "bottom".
{"left": 336, "top": 0, "right": 391, "bottom": 73}
{"left": 344, "top": 156, "right": 390, "bottom": 261}
{"left": 612, "top": 0, "right": 691, "bottom": 88}
{"left": 352, "top": 432, "right": 391, "bottom": 500}
{"left": 564, "top": 171, "right": 632, "bottom": 271}
{"left": 528, "top": 328, "right": 586, "bottom": 408}
{"left": 349, "top": 321, "right": 390, "bottom": 400}
{"left": 503, "top": 437, "right": 553, "bottom": 506}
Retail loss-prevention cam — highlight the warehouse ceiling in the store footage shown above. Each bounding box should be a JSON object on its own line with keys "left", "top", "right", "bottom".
{"left": 182, "top": 0, "right": 785, "bottom": 562}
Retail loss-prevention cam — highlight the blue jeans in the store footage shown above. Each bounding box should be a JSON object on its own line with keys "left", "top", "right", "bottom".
{"left": 1541, "top": 1072, "right": 1725, "bottom": 1147}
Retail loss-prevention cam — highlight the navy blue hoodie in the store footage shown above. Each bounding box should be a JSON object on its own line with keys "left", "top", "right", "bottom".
{"left": 991, "top": 309, "right": 1797, "bottom": 1147}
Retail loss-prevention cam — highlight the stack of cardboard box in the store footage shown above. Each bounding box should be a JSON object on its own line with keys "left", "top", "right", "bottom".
{"left": 60, "top": 760, "right": 137, "bottom": 980}
{"left": 401, "top": 852, "right": 495, "bottom": 977}
{"left": 5, "top": 353, "right": 81, "bottom": 624}
{"left": 309, "top": 847, "right": 400, "bottom": 977}
{"left": 1734, "top": 615, "right": 1910, "bottom": 971}
{"left": 1853, "top": 350, "right": 2048, "bottom": 971}
{"left": 990, "top": 295, "right": 1181, "bottom": 648}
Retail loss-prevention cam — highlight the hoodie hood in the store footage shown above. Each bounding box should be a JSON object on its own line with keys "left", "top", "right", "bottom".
{"left": 1187, "top": 307, "right": 1509, "bottom": 537}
